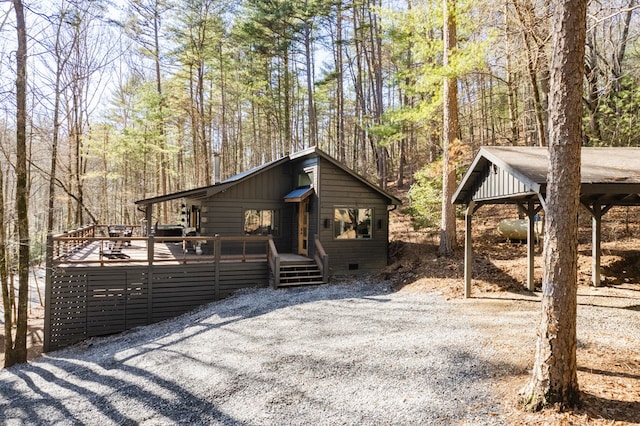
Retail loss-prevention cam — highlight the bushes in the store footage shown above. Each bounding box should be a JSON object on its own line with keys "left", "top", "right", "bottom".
{"left": 405, "top": 162, "right": 443, "bottom": 230}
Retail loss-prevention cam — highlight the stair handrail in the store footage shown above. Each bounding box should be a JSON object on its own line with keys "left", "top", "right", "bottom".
{"left": 314, "top": 236, "right": 329, "bottom": 283}
{"left": 267, "top": 236, "right": 281, "bottom": 288}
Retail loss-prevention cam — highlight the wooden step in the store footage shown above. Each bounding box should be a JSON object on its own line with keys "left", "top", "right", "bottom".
{"left": 272, "top": 254, "right": 326, "bottom": 287}
{"left": 277, "top": 261, "right": 324, "bottom": 286}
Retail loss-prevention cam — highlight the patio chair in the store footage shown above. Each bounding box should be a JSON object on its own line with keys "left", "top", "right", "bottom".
{"left": 100, "top": 239, "right": 130, "bottom": 259}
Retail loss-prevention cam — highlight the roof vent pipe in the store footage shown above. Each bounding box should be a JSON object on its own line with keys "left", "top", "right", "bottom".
{"left": 214, "top": 152, "right": 221, "bottom": 184}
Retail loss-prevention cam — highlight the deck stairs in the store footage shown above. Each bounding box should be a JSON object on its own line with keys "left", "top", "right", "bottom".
{"left": 276, "top": 254, "right": 325, "bottom": 287}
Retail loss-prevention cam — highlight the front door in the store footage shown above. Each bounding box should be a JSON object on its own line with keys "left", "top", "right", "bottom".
{"left": 298, "top": 198, "right": 309, "bottom": 255}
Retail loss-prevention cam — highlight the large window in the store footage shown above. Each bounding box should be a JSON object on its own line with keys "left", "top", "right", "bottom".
{"left": 334, "top": 208, "right": 372, "bottom": 239}
{"left": 244, "top": 209, "right": 279, "bottom": 236}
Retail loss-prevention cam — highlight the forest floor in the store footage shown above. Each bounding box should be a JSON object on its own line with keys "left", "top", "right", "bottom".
{"left": 1, "top": 198, "right": 639, "bottom": 424}
{"left": 387, "top": 198, "right": 640, "bottom": 425}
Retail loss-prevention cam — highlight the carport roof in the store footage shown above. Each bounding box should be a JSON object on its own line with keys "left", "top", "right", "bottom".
{"left": 453, "top": 146, "right": 640, "bottom": 207}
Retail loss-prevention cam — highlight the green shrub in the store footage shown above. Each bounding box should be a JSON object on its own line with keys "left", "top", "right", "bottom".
{"left": 406, "top": 163, "right": 443, "bottom": 230}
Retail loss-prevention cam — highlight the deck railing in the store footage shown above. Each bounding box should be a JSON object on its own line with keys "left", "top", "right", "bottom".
{"left": 267, "top": 238, "right": 281, "bottom": 288}
{"left": 51, "top": 225, "right": 96, "bottom": 260}
{"left": 314, "top": 236, "right": 329, "bottom": 283}
{"left": 49, "top": 232, "right": 273, "bottom": 266}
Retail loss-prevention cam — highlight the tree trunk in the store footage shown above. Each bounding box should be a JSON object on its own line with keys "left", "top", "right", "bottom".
{"left": 335, "top": 2, "right": 345, "bottom": 163}
{"left": 505, "top": 1, "right": 519, "bottom": 144}
{"left": 0, "top": 166, "right": 12, "bottom": 366}
{"left": 611, "top": 0, "right": 635, "bottom": 92}
{"left": 513, "top": 0, "right": 547, "bottom": 146}
{"left": 6, "top": 0, "right": 29, "bottom": 367}
{"left": 152, "top": 6, "right": 168, "bottom": 222}
{"left": 47, "top": 9, "right": 71, "bottom": 233}
{"left": 303, "top": 3, "right": 317, "bottom": 148}
{"left": 519, "top": 0, "right": 587, "bottom": 410}
{"left": 438, "top": 0, "right": 459, "bottom": 256}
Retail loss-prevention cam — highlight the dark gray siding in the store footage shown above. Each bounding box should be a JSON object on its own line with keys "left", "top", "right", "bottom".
{"left": 188, "top": 165, "right": 295, "bottom": 253}
{"left": 316, "top": 159, "right": 390, "bottom": 275}
{"left": 472, "top": 164, "right": 532, "bottom": 201}
{"left": 181, "top": 154, "right": 392, "bottom": 276}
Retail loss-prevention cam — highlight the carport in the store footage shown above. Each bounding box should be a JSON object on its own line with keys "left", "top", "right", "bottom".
{"left": 453, "top": 146, "right": 640, "bottom": 297}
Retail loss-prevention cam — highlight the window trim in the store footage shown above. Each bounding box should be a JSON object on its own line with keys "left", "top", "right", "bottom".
{"left": 333, "top": 207, "right": 374, "bottom": 240}
{"left": 243, "top": 208, "right": 280, "bottom": 236}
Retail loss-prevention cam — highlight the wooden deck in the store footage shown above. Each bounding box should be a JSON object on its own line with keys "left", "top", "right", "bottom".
{"left": 45, "top": 226, "right": 329, "bottom": 352}
{"left": 278, "top": 253, "right": 312, "bottom": 263}
{"left": 53, "top": 236, "right": 270, "bottom": 267}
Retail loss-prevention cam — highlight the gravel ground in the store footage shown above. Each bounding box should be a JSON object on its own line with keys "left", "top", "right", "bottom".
{"left": 0, "top": 279, "right": 638, "bottom": 425}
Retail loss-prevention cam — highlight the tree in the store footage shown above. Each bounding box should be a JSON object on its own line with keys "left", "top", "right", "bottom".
{"left": 2, "top": 0, "right": 29, "bottom": 367}
{"left": 438, "top": 0, "right": 459, "bottom": 256}
{"left": 126, "top": 0, "right": 172, "bottom": 221}
{"left": 42, "top": 0, "right": 76, "bottom": 234}
{"left": 519, "top": 0, "right": 587, "bottom": 410}
{"left": 512, "top": 0, "right": 550, "bottom": 147}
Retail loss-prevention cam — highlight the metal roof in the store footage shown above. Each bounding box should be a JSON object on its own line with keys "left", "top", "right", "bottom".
{"left": 283, "top": 186, "right": 314, "bottom": 202}
{"left": 136, "top": 147, "right": 401, "bottom": 206}
{"left": 453, "top": 146, "right": 640, "bottom": 207}
{"left": 134, "top": 157, "right": 288, "bottom": 206}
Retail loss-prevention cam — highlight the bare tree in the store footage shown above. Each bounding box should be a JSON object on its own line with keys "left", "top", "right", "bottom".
{"left": 519, "top": 0, "right": 587, "bottom": 410}
{"left": 43, "top": 1, "right": 76, "bottom": 233}
{"left": 512, "top": 0, "right": 549, "bottom": 147}
{"left": 126, "top": 0, "right": 171, "bottom": 220}
{"left": 3, "top": 0, "right": 29, "bottom": 367}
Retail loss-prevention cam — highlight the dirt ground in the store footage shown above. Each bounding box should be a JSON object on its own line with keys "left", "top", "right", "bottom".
{"left": 0, "top": 305, "right": 45, "bottom": 367}
{"left": 2, "top": 201, "right": 639, "bottom": 424}
{"left": 388, "top": 202, "right": 640, "bottom": 425}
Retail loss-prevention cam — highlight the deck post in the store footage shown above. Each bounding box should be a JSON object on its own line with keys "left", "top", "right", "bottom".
{"left": 43, "top": 233, "right": 53, "bottom": 352}
{"left": 464, "top": 201, "right": 475, "bottom": 298}
{"left": 274, "top": 255, "right": 281, "bottom": 289}
{"left": 146, "top": 206, "right": 154, "bottom": 324}
{"left": 592, "top": 203, "right": 602, "bottom": 287}
{"left": 526, "top": 201, "right": 536, "bottom": 291}
{"left": 147, "top": 233, "right": 154, "bottom": 324}
{"left": 214, "top": 235, "right": 221, "bottom": 299}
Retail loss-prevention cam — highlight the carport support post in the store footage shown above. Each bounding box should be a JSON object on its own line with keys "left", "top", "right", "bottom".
{"left": 592, "top": 203, "right": 602, "bottom": 287}
{"left": 526, "top": 201, "right": 536, "bottom": 291}
{"left": 464, "top": 201, "right": 475, "bottom": 298}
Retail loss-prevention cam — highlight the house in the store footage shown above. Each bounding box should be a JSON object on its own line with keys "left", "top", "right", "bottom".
{"left": 44, "top": 147, "right": 400, "bottom": 352}
{"left": 135, "top": 146, "right": 401, "bottom": 278}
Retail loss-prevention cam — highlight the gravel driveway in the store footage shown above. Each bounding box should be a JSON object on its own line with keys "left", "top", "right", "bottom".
{"left": 0, "top": 280, "right": 638, "bottom": 425}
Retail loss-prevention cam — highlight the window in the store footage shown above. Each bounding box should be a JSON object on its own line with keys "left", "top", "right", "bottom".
{"left": 244, "top": 209, "right": 279, "bottom": 236}
{"left": 334, "top": 208, "right": 372, "bottom": 239}
{"left": 187, "top": 205, "right": 201, "bottom": 232}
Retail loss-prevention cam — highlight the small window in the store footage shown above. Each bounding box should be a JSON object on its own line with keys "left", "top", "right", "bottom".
{"left": 187, "top": 205, "right": 201, "bottom": 232}
{"left": 298, "top": 172, "right": 312, "bottom": 187}
{"left": 334, "top": 208, "right": 372, "bottom": 239}
{"left": 244, "top": 209, "right": 279, "bottom": 236}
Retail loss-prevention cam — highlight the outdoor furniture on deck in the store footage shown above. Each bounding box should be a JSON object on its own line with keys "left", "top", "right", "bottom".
{"left": 108, "top": 225, "right": 133, "bottom": 246}
{"left": 154, "top": 224, "right": 184, "bottom": 237}
{"left": 100, "top": 239, "right": 130, "bottom": 259}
